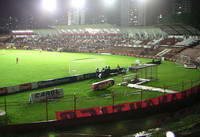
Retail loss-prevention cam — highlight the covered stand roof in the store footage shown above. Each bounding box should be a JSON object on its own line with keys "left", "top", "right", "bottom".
{"left": 158, "top": 24, "right": 200, "bottom": 36}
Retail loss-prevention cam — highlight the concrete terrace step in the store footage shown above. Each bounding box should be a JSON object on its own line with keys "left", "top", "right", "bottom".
{"left": 156, "top": 49, "right": 172, "bottom": 57}
{"left": 127, "top": 84, "right": 178, "bottom": 94}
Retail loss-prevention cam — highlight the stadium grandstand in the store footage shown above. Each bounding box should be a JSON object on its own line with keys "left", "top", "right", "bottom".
{"left": 1, "top": 23, "right": 200, "bottom": 67}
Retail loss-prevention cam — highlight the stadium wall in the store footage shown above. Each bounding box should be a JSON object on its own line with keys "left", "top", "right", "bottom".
{"left": 111, "top": 52, "right": 177, "bottom": 62}
{"left": 0, "top": 70, "right": 118, "bottom": 96}
{"left": 0, "top": 84, "right": 200, "bottom": 133}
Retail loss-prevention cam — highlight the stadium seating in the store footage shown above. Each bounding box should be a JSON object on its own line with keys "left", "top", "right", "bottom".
{"left": 159, "top": 38, "right": 177, "bottom": 46}
{"left": 176, "top": 37, "right": 198, "bottom": 47}
{"left": 8, "top": 24, "right": 200, "bottom": 67}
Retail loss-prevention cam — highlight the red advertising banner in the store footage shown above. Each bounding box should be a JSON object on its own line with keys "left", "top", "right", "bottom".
{"left": 56, "top": 85, "right": 200, "bottom": 121}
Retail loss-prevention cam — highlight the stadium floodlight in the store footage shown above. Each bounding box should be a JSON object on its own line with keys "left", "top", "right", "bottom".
{"left": 104, "top": 0, "right": 116, "bottom": 6}
{"left": 71, "top": 0, "right": 85, "bottom": 9}
{"left": 42, "top": 0, "right": 57, "bottom": 12}
{"left": 166, "top": 131, "right": 175, "bottom": 137}
{"left": 139, "top": 0, "right": 148, "bottom": 4}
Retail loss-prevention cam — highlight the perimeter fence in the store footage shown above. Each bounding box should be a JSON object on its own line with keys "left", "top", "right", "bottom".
{"left": 0, "top": 79, "right": 199, "bottom": 125}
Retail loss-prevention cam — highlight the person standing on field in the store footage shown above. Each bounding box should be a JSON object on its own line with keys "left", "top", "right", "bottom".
{"left": 16, "top": 57, "right": 19, "bottom": 64}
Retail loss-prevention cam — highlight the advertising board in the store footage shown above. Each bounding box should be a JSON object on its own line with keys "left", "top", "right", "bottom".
{"left": 29, "top": 88, "right": 64, "bottom": 103}
{"left": 92, "top": 79, "right": 115, "bottom": 91}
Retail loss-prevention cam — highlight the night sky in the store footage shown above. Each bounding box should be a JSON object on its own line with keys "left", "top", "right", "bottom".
{"left": 0, "top": 0, "right": 67, "bottom": 18}
{"left": 0, "top": 0, "right": 198, "bottom": 18}
{"left": 0, "top": 0, "right": 100, "bottom": 19}
{"left": 0, "top": 0, "right": 199, "bottom": 27}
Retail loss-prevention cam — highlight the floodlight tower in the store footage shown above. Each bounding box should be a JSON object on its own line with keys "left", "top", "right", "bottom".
{"left": 103, "top": 0, "right": 118, "bottom": 25}
{"left": 166, "top": 131, "right": 175, "bottom": 137}
{"left": 104, "top": 0, "right": 116, "bottom": 7}
{"left": 138, "top": 0, "right": 148, "bottom": 26}
{"left": 70, "top": 0, "right": 86, "bottom": 25}
{"left": 41, "top": 0, "right": 57, "bottom": 13}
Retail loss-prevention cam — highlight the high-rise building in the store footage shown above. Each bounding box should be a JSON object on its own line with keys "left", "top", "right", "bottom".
{"left": 120, "top": 0, "right": 145, "bottom": 26}
{"left": 120, "top": 0, "right": 163, "bottom": 26}
{"left": 172, "top": 0, "right": 191, "bottom": 15}
{"left": 67, "top": 9, "right": 85, "bottom": 25}
{"left": 120, "top": 0, "right": 129, "bottom": 26}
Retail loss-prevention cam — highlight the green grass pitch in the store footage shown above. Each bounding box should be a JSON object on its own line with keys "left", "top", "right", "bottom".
{"left": 0, "top": 49, "right": 200, "bottom": 124}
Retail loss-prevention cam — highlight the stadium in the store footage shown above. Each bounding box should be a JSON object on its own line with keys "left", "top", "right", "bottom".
{"left": 0, "top": 0, "right": 200, "bottom": 137}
